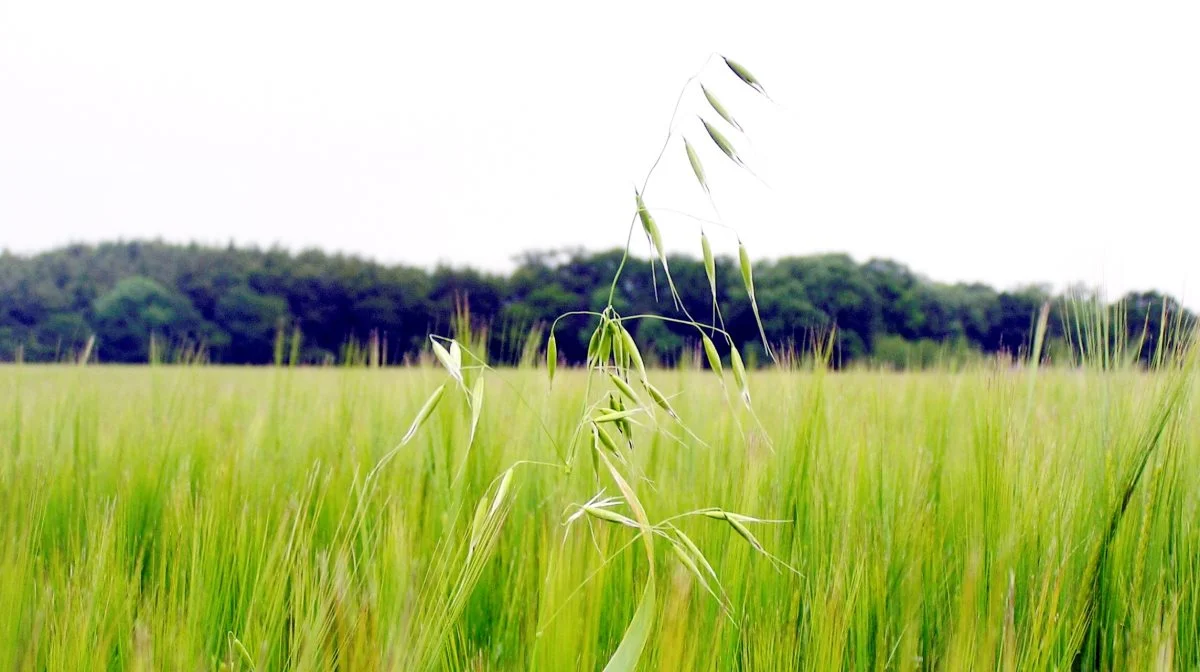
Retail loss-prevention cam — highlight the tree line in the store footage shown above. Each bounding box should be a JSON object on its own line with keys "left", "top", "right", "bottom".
{"left": 0, "top": 240, "right": 1189, "bottom": 367}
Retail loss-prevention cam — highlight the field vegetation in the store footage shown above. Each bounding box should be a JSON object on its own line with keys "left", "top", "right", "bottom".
{"left": 2, "top": 56, "right": 1196, "bottom": 671}
{"left": 2, "top": 356, "right": 1199, "bottom": 669}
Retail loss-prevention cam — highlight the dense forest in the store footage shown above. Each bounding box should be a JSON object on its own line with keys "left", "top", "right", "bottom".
{"left": 0, "top": 241, "right": 1189, "bottom": 367}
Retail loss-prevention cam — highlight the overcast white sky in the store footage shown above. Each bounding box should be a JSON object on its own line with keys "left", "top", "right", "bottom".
{"left": 1, "top": 1, "right": 1197, "bottom": 303}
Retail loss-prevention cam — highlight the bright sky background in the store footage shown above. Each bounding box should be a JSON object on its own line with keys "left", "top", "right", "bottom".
{"left": 1, "top": 1, "right": 1197, "bottom": 303}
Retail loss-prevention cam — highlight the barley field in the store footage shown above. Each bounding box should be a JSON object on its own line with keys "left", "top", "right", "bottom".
{"left": 2, "top": 359, "right": 1198, "bottom": 671}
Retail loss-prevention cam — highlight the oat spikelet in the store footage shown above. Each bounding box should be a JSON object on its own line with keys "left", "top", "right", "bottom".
{"left": 701, "top": 84, "right": 742, "bottom": 132}
{"left": 722, "top": 56, "right": 768, "bottom": 96}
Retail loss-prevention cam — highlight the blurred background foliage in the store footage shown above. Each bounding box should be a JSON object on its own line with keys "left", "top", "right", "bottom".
{"left": 0, "top": 241, "right": 1188, "bottom": 367}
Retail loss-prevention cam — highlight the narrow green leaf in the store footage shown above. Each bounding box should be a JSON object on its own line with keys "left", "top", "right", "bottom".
{"left": 601, "top": 578, "right": 655, "bottom": 672}
{"left": 594, "top": 449, "right": 657, "bottom": 672}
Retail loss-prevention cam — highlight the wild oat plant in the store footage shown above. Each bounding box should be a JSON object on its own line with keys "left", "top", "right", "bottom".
{"left": 2, "top": 58, "right": 1199, "bottom": 670}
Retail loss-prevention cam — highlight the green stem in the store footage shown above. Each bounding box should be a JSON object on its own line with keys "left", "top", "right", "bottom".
{"left": 607, "top": 54, "right": 718, "bottom": 307}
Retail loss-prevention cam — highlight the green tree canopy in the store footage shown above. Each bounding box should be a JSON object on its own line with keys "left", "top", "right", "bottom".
{"left": 93, "top": 276, "right": 206, "bottom": 362}
{"left": 0, "top": 241, "right": 1191, "bottom": 366}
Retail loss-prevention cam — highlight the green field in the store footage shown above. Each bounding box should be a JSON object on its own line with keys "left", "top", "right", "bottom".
{"left": 2, "top": 362, "right": 1198, "bottom": 670}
